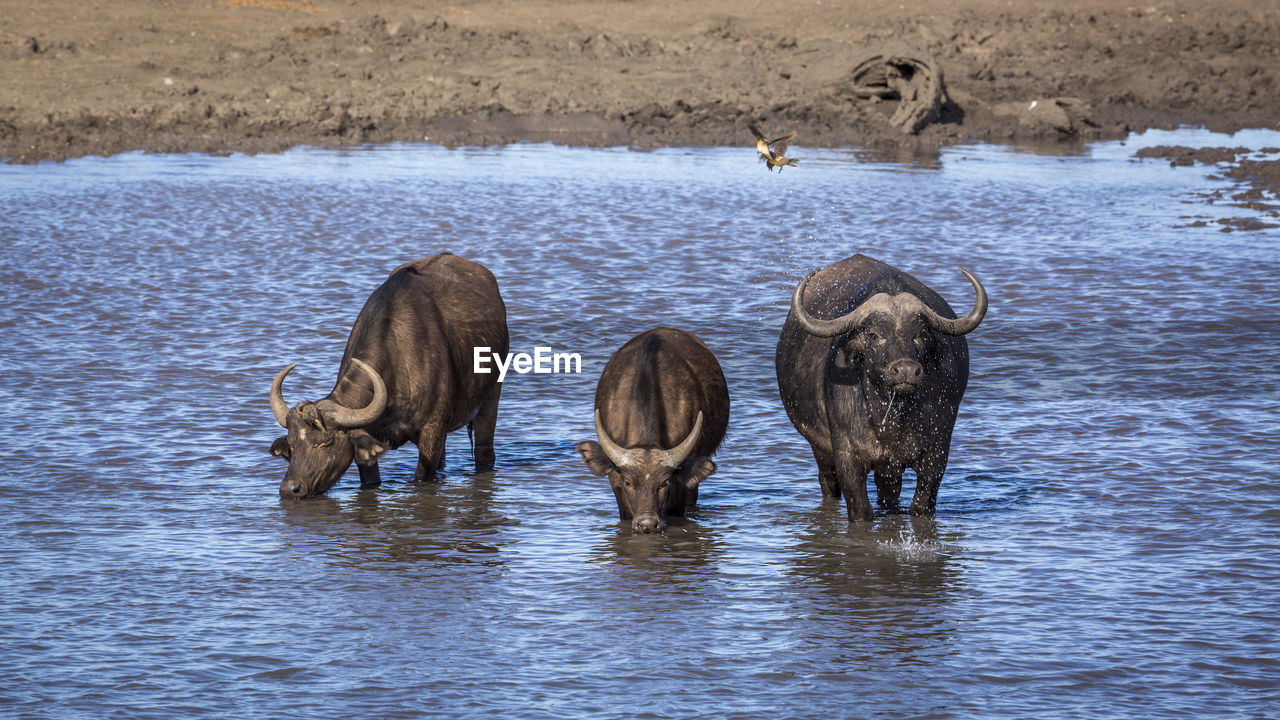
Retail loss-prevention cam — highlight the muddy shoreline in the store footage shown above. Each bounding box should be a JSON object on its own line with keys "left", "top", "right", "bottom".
{"left": 1135, "top": 144, "right": 1280, "bottom": 231}
{"left": 3, "top": 0, "right": 1278, "bottom": 163}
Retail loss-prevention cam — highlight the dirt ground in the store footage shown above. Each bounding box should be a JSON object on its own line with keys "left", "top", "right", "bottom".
{"left": 2, "top": 0, "right": 1278, "bottom": 163}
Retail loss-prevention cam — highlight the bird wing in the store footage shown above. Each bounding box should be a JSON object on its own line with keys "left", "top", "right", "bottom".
{"left": 749, "top": 124, "right": 769, "bottom": 143}
{"left": 770, "top": 130, "right": 797, "bottom": 155}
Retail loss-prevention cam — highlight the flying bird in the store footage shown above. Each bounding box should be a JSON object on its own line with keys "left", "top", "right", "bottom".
{"left": 749, "top": 123, "right": 799, "bottom": 172}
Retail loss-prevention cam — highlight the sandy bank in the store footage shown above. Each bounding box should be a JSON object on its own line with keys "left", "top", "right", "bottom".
{"left": 2, "top": 0, "right": 1278, "bottom": 162}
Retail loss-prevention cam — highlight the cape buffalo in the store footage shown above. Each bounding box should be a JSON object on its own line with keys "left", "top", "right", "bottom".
{"left": 576, "top": 328, "right": 730, "bottom": 533}
{"left": 268, "top": 253, "right": 508, "bottom": 499}
{"left": 775, "top": 254, "right": 987, "bottom": 521}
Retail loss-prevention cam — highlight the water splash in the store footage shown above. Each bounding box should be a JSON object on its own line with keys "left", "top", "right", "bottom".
{"left": 880, "top": 390, "right": 897, "bottom": 433}
{"left": 876, "top": 528, "right": 944, "bottom": 562}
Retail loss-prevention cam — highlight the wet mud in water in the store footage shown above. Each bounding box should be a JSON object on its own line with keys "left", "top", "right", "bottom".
{"left": 1, "top": 132, "right": 1279, "bottom": 717}
{"left": 1135, "top": 144, "right": 1280, "bottom": 231}
{"left": 2, "top": 0, "right": 1279, "bottom": 162}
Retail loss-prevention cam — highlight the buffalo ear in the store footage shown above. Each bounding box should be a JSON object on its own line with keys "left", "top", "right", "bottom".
{"left": 576, "top": 441, "right": 615, "bottom": 477}
{"left": 681, "top": 457, "right": 717, "bottom": 490}
{"left": 269, "top": 436, "right": 291, "bottom": 459}
{"left": 349, "top": 429, "right": 388, "bottom": 465}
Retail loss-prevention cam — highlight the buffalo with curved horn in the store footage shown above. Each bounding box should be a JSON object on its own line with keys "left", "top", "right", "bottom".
{"left": 576, "top": 328, "right": 730, "bottom": 533}
{"left": 269, "top": 253, "right": 508, "bottom": 499}
{"left": 775, "top": 254, "right": 987, "bottom": 521}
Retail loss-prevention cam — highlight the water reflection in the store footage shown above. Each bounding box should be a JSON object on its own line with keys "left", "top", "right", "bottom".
{"left": 277, "top": 473, "right": 514, "bottom": 569}
{"left": 781, "top": 511, "right": 967, "bottom": 688}
{"left": 788, "top": 512, "right": 964, "bottom": 604}
{"left": 822, "top": 144, "right": 944, "bottom": 170}
{"left": 589, "top": 515, "right": 726, "bottom": 569}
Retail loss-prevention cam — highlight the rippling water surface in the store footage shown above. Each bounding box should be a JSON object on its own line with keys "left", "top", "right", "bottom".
{"left": 2, "top": 130, "right": 1278, "bottom": 719}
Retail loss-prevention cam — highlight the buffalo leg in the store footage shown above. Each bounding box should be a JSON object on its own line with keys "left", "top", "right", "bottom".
{"left": 470, "top": 385, "right": 501, "bottom": 472}
{"left": 837, "top": 465, "right": 874, "bottom": 522}
{"left": 812, "top": 446, "right": 840, "bottom": 500}
{"left": 833, "top": 438, "right": 874, "bottom": 521}
{"left": 357, "top": 461, "right": 382, "bottom": 486}
{"left": 909, "top": 454, "right": 949, "bottom": 516}
{"left": 414, "top": 426, "right": 445, "bottom": 482}
{"left": 874, "top": 465, "right": 904, "bottom": 511}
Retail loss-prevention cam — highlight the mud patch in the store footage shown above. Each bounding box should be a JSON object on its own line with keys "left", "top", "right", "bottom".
{"left": 219, "top": 0, "right": 325, "bottom": 12}
{"left": 1138, "top": 145, "right": 1280, "bottom": 232}
{"left": 2, "top": 0, "right": 1279, "bottom": 162}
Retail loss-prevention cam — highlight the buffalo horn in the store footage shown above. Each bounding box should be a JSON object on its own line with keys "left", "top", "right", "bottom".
{"left": 270, "top": 364, "right": 296, "bottom": 428}
{"left": 921, "top": 267, "right": 988, "bottom": 336}
{"left": 658, "top": 411, "right": 704, "bottom": 468}
{"left": 319, "top": 358, "right": 388, "bottom": 428}
{"left": 791, "top": 267, "right": 988, "bottom": 338}
{"left": 595, "top": 408, "right": 642, "bottom": 468}
{"left": 790, "top": 270, "right": 873, "bottom": 338}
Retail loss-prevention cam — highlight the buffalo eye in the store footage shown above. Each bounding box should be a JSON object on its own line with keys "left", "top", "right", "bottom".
{"left": 866, "top": 330, "right": 881, "bottom": 342}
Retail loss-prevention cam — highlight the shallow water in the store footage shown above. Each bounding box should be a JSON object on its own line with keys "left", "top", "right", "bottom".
{"left": 2, "top": 130, "right": 1278, "bottom": 719}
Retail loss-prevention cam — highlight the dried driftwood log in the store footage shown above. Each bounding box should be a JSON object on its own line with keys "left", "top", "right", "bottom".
{"left": 850, "top": 44, "right": 949, "bottom": 134}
